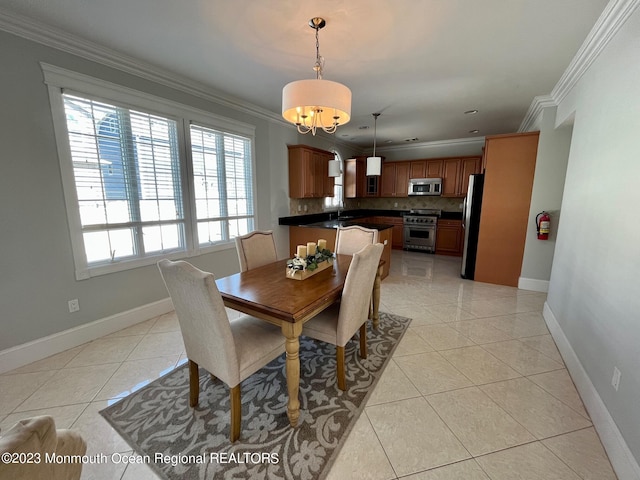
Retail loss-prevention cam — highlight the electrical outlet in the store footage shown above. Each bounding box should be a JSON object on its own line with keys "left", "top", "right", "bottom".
{"left": 612, "top": 366, "right": 621, "bottom": 391}
{"left": 297, "top": 205, "right": 302, "bottom": 212}
{"left": 68, "top": 299, "right": 80, "bottom": 313}
{"left": 303, "top": 205, "right": 308, "bottom": 212}
{"left": 394, "top": 202, "right": 398, "bottom": 208}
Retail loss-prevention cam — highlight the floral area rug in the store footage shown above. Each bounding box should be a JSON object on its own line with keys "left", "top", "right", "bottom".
{"left": 100, "top": 311, "right": 410, "bottom": 480}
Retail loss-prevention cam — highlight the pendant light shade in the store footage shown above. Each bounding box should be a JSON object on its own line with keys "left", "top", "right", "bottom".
{"left": 328, "top": 159, "right": 341, "bottom": 177}
{"left": 366, "top": 113, "right": 382, "bottom": 176}
{"left": 281, "top": 18, "right": 351, "bottom": 136}
{"left": 366, "top": 156, "right": 382, "bottom": 176}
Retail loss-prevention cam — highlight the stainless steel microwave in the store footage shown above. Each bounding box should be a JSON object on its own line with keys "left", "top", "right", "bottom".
{"left": 408, "top": 178, "right": 442, "bottom": 196}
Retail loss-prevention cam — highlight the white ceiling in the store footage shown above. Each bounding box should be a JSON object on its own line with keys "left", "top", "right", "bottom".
{"left": 0, "top": 0, "right": 609, "bottom": 149}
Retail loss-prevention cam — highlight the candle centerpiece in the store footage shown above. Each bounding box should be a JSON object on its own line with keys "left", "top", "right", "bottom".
{"left": 287, "top": 239, "right": 333, "bottom": 280}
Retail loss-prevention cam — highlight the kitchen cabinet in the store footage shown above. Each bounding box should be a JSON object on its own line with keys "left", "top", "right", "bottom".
{"left": 409, "top": 159, "right": 443, "bottom": 179}
{"left": 442, "top": 158, "right": 462, "bottom": 196}
{"left": 410, "top": 160, "right": 425, "bottom": 178}
{"left": 474, "top": 132, "right": 539, "bottom": 287}
{"left": 436, "top": 219, "right": 463, "bottom": 256}
{"left": 344, "top": 157, "right": 365, "bottom": 198}
{"left": 426, "top": 159, "right": 443, "bottom": 178}
{"left": 370, "top": 216, "right": 404, "bottom": 249}
{"left": 380, "top": 161, "right": 410, "bottom": 197}
{"left": 288, "top": 145, "right": 334, "bottom": 198}
{"left": 441, "top": 156, "right": 482, "bottom": 197}
{"left": 344, "top": 156, "right": 379, "bottom": 197}
{"left": 460, "top": 157, "right": 482, "bottom": 196}
{"left": 385, "top": 217, "right": 404, "bottom": 249}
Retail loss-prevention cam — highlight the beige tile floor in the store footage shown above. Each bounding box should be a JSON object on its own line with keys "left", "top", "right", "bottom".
{"left": 0, "top": 251, "right": 618, "bottom": 479}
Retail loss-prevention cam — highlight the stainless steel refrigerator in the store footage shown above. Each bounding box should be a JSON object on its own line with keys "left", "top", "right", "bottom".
{"left": 461, "top": 174, "right": 484, "bottom": 279}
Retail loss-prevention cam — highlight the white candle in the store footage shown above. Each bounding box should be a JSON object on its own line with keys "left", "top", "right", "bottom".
{"left": 317, "top": 239, "right": 327, "bottom": 251}
{"left": 307, "top": 242, "right": 316, "bottom": 256}
{"left": 296, "top": 245, "right": 307, "bottom": 258}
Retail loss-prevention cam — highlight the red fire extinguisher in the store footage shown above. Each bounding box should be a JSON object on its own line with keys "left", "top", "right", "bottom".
{"left": 536, "top": 211, "right": 551, "bottom": 240}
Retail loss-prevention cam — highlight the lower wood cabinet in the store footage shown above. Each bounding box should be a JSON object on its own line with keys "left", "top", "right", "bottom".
{"left": 435, "top": 219, "right": 463, "bottom": 256}
{"left": 371, "top": 216, "right": 404, "bottom": 249}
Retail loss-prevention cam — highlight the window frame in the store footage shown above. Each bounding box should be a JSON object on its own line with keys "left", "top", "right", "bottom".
{"left": 43, "top": 63, "right": 257, "bottom": 280}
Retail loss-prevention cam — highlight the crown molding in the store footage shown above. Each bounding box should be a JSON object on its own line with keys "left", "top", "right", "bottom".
{"left": 519, "top": 95, "right": 556, "bottom": 132}
{"left": 551, "top": 0, "right": 640, "bottom": 105}
{"left": 519, "top": 0, "right": 640, "bottom": 132}
{"left": 372, "top": 136, "right": 485, "bottom": 155}
{"left": 0, "top": 7, "right": 286, "bottom": 127}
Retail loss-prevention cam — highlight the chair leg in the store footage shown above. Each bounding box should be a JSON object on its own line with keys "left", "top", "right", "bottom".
{"left": 230, "top": 385, "right": 241, "bottom": 443}
{"left": 359, "top": 323, "right": 368, "bottom": 359}
{"left": 188, "top": 360, "right": 199, "bottom": 407}
{"left": 336, "top": 346, "right": 346, "bottom": 391}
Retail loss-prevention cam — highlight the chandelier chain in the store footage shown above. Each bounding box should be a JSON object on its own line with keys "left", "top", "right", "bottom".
{"left": 314, "top": 23, "right": 324, "bottom": 80}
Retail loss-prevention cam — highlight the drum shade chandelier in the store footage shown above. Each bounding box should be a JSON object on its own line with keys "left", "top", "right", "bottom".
{"left": 366, "top": 113, "right": 382, "bottom": 176}
{"left": 282, "top": 17, "right": 352, "bottom": 135}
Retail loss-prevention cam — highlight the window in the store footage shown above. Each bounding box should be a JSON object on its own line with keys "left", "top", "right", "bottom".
{"left": 63, "top": 94, "right": 185, "bottom": 264}
{"left": 190, "top": 125, "right": 254, "bottom": 245}
{"left": 324, "top": 151, "right": 343, "bottom": 210}
{"left": 44, "top": 64, "right": 256, "bottom": 279}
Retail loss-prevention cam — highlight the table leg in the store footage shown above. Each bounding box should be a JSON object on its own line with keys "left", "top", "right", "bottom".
{"left": 372, "top": 264, "right": 382, "bottom": 330}
{"left": 281, "top": 321, "right": 303, "bottom": 427}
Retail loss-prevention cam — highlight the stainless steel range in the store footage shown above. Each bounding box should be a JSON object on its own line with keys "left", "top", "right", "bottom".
{"left": 403, "top": 209, "right": 441, "bottom": 253}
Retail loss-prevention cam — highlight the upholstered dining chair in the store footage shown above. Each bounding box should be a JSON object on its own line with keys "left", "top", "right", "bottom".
{"left": 302, "top": 243, "right": 384, "bottom": 390}
{"left": 334, "top": 225, "right": 379, "bottom": 255}
{"left": 235, "top": 230, "right": 278, "bottom": 272}
{"left": 157, "top": 259, "right": 286, "bottom": 442}
{"left": 0, "top": 415, "right": 86, "bottom": 480}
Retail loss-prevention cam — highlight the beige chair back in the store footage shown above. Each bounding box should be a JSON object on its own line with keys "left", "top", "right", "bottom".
{"left": 235, "top": 230, "right": 277, "bottom": 272}
{"left": 0, "top": 416, "right": 86, "bottom": 480}
{"left": 335, "top": 225, "right": 379, "bottom": 256}
{"left": 157, "top": 259, "right": 241, "bottom": 387}
{"left": 337, "top": 243, "right": 384, "bottom": 345}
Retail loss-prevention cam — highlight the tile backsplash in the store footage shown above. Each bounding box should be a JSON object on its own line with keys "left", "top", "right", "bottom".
{"left": 288, "top": 196, "right": 463, "bottom": 216}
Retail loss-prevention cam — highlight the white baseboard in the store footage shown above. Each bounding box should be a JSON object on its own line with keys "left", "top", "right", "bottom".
{"left": 0, "top": 298, "right": 173, "bottom": 375}
{"left": 543, "top": 302, "right": 640, "bottom": 480}
{"left": 518, "top": 277, "right": 550, "bottom": 292}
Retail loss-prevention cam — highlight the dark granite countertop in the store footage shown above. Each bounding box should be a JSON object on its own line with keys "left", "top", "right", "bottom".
{"left": 278, "top": 209, "right": 408, "bottom": 226}
{"left": 279, "top": 208, "right": 463, "bottom": 225}
{"left": 440, "top": 211, "right": 463, "bottom": 220}
{"left": 303, "top": 220, "right": 393, "bottom": 230}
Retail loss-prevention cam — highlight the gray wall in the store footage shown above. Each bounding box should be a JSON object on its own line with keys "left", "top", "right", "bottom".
{"left": 519, "top": 106, "right": 572, "bottom": 286}
{"left": 547, "top": 8, "right": 640, "bottom": 461}
{"left": 0, "top": 30, "right": 297, "bottom": 351}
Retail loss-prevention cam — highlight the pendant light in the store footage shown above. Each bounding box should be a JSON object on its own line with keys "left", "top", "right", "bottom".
{"left": 328, "top": 157, "right": 341, "bottom": 177}
{"left": 282, "top": 18, "right": 352, "bottom": 135}
{"left": 366, "top": 113, "right": 382, "bottom": 176}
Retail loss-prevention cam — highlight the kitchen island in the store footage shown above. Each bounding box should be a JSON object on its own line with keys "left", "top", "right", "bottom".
{"left": 281, "top": 215, "right": 394, "bottom": 279}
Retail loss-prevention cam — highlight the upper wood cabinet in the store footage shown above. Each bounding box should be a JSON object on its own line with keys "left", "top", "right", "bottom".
{"left": 442, "top": 158, "right": 462, "bottom": 196}
{"left": 460, "top": 157, "right": 482, "bottom": 197}
{"left": 441, "top": 156, "right": 482, "bottom": 197}
{"left": 426, "top": 159, "right": 443, "bottom": 178}
{"left": 344, "top": 155, "right": 480, "bottom": 199}
{"left": 380, "top": 161, "right": 410, "bottom": 197}
{"left": 344, "top": 156, "right": 379, "bottom": 198}
{"left": 344, "top": 157, "right": 364, "bottom": 198}
{"left": 288, "top": 145, "right": 334, "bottom": 198}
{"left": 410, "top": 160, "right": 425, "bottom": 178}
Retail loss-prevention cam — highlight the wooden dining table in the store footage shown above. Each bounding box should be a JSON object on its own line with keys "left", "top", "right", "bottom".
{"left": 215, "top": 254, "right": 382, "bottom": 427}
